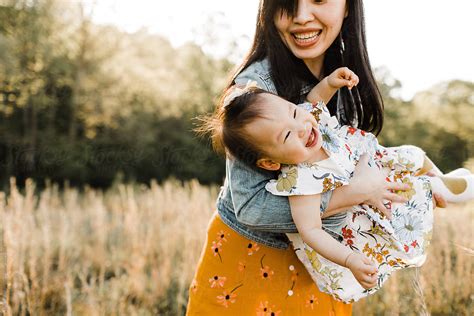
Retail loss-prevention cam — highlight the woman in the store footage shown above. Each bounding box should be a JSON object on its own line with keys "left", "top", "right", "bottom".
{"left": 187, "top": 1, "right": 443, "bottom": 314}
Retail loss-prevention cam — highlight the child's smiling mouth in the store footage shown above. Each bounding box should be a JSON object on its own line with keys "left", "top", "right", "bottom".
{"left": 305, "top": 127, "right": 318, "bottom": 147}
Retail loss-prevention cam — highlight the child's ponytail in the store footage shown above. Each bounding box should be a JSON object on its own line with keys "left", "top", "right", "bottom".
{"left": 194, "top": 85, "right": 268, "bottom": 166}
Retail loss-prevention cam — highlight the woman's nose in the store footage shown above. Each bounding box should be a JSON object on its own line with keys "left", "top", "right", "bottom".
{"left": 293, "top": 0, "right": 315, "bottom": 25}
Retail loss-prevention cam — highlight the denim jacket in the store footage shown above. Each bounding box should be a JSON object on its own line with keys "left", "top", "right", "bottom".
{"left": 216, "top": 58, "right": 337, "bottom": 249}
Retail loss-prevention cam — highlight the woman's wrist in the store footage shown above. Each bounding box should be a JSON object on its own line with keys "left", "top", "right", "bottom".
{"left": 323, "top": 182, "right": 366, "bottom": 216}
{"left": 347, "top": 178, "right": 369, "bottom": 204}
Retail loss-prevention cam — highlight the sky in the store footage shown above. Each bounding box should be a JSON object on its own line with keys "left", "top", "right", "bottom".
{"left": 89, "top": 0, "right": 474, "bottom": 100}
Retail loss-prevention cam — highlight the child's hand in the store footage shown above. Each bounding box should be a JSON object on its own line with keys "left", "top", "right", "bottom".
{"left": 345, "top": 252, "right": 378, "bottom": 289}
{"left": 327, "top": 67, "right": 359, "bottom": 90}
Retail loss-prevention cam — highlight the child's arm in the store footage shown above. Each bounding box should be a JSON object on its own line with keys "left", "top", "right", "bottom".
{"left": 289, "top": 194, "right": 378, "bottom": 290}
{"left": 306, "top": 67, "right": 359, "bottom": 105}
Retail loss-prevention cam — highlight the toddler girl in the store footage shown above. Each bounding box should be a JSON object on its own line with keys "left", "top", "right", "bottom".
{"left": 200, "top": 68, "right": 473, "bottom": 302}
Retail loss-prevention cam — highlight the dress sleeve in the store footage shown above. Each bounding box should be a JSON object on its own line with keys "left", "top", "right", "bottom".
{"left": 265, "top": 163, "right": 350, "bottom": 196}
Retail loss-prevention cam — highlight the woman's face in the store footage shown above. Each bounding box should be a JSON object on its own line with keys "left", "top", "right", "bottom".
{"left": 274, "top": 0, "right": 347, "bottom": 75}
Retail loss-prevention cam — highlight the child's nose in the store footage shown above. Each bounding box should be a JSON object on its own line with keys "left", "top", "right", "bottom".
{"left": 297, "top": 125, "right": 307, "bottom": 138}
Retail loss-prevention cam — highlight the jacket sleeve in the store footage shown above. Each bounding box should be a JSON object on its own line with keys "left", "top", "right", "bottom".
{"left": 227, "top": 158, "right": 297, "bottom": 232}
{"left": 234, "top": 61, "right": 278, "bottom": 94}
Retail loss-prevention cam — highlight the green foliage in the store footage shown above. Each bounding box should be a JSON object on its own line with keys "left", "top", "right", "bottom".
{"left": 0, "top": 0, "right": 228, "bottom": 189}
{"left": 0, "top": 1, "right": 471, "bottom": 190}
{"left": 378, "top": 75, "right": 473, "bottom": 173}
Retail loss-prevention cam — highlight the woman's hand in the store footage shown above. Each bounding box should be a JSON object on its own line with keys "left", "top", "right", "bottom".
{"left": 345, "top": 252, "right": 378, "bottom": 289}
{"left": 432, "top": 193, "right": 447, "bottom": 208}
{"left": 351, "top": 154, "right": 410, "bottom": 220}
{"left": 425, "top": 170, "right": 447, "bottom": 208}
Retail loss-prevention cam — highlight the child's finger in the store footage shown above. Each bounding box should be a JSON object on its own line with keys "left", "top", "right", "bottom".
{"left": 362, "top": 258, "right": 378, "bottom": 273}
{"left": 363, "top": 266, "right": 378, "bottom": 276}
{"left": 362, "top": 273, "right": 377, "bottom": 285}
{"left": 348, "top": 73, "right": 359, "bottom": 87}
{"left": 360, "top": 280, "right": 376, "bottom": 289}
{"left": 352, "top": 73, "right": 359, "bottom": 85}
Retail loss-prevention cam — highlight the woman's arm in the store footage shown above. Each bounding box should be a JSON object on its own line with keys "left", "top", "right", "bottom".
{"left": 322, "top": 154, "right": 410, "bottom": 219}
{"left": 226, "top": 147, "right": 410, "bottom": 231}
{"left": 226, "top": 158, "right": 297, "bottom": 232}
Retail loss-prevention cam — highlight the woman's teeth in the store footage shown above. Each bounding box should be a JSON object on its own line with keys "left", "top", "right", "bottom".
{"left": 293, "top": 31, "right": 321, "bottom": 42}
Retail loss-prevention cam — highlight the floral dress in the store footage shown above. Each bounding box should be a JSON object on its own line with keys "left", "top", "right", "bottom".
{"left": 266, "top": 102, "right": 434, "bottom": 303}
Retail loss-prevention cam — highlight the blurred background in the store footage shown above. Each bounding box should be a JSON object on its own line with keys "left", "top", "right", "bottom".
{"left": 0, "top": 0, "right": 472, "bottom": 315}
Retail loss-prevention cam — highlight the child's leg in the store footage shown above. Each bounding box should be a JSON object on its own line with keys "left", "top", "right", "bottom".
{"left": 416, "top": 155, "right": 443, "bottom": 176}
{"left": 417, "top": 154, "right": 471, "bottom": 177}
{"left": 429, "top": 174, "right": 474, "bottom": 203}
{"left": 416, "top": 154, "right": 473, "bottom": 203}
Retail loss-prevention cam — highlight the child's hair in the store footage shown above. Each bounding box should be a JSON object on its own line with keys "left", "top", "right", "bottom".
{"left": 196, "top": 86, "right": 269, "bottom": 166}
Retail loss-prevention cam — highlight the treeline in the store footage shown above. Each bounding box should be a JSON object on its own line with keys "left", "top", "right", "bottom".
{"left": 0, "top": 0, "right": 231, "bottom": 189}
{"left": 0, "top": 1, "right": 472, "bottom": 190}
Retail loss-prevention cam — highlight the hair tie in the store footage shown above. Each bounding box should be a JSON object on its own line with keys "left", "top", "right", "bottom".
{"left": 222, "top": 80, "right": 259, "bottom": 109}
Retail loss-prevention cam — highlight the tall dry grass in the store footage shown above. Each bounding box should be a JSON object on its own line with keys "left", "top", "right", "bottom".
{"left": 0, "top": 178, "right": 472, "bottom": 315}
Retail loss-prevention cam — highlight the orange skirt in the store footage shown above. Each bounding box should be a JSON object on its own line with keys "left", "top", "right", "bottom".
{"left": 186, "top": 212, "right": 352, "bottom": 315}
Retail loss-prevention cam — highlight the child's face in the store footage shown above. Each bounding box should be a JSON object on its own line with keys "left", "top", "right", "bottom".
{"left": 244, "top": 93, "right": 325, "bottom": 167}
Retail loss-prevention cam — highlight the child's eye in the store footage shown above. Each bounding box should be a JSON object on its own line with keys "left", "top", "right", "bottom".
{"left": 284, "top": 131, "right": 291, "bottom": 143}
{"left": 293, "top": 109, "right": 297, "bottom": 118}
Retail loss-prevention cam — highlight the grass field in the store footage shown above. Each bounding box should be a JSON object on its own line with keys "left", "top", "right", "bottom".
{"left": 0, "top": 179, "right": 472, "bottom": 315}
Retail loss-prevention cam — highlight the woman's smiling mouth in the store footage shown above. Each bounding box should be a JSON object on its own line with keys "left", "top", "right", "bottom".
{"left": 292, "top": 30, "right": 322, "bottom": 46}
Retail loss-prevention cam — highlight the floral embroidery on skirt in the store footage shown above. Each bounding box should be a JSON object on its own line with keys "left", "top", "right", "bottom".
{"left": 186, "top": 212, "right": 353, "bottom": 315}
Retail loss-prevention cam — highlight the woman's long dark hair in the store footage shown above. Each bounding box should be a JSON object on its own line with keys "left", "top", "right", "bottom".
{"left": 229, "top": 0, "right": 384, "bottom": 135}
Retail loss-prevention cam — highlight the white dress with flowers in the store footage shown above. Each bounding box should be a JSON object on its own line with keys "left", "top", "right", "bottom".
{"left": 266, "top": 101, "right": 434, "bottom": 303}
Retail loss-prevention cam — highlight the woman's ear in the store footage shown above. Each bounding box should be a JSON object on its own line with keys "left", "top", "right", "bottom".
{"left": 344, "top": 3, "right": 349, "bottom": 18}
{"left": 256, "top": 158, "right": 281, "bottom": 171}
